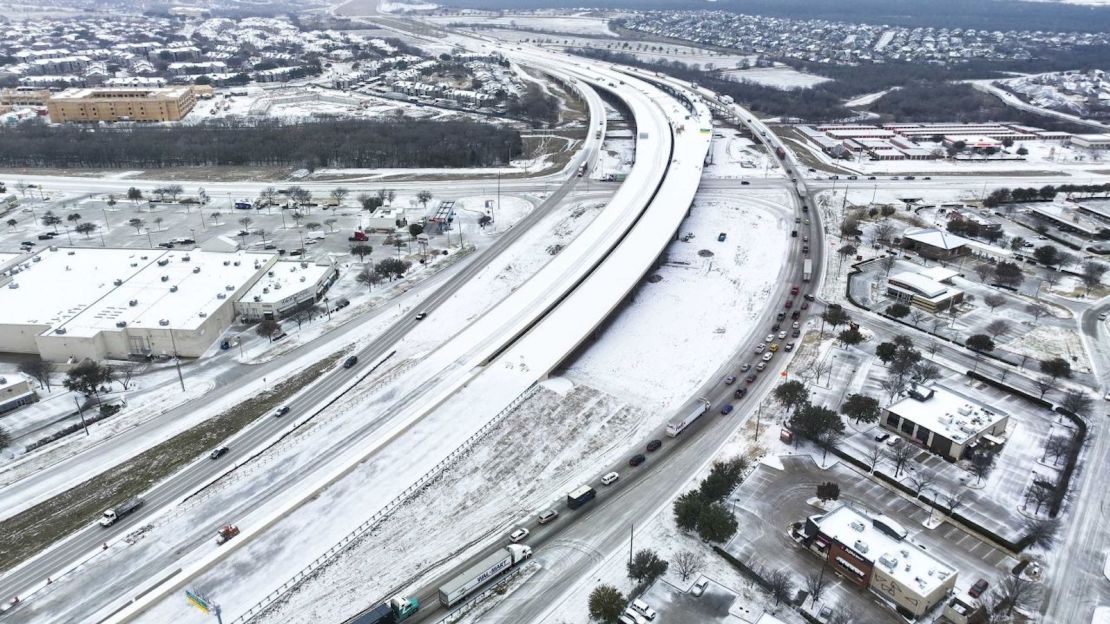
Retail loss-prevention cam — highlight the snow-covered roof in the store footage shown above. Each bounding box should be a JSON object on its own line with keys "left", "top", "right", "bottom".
{"left": 241, "top": 260, "right": 331, "bottom": 304}
{"left": 814, "top": 504, "right": 956, "bottom": 599}
{"left": 888, "top": 384, "right": 1008, "bottom": 444}
{"left": 888, "top": 272, "right": 950, "bottom": 298}
{"left": 0, "top": 247, "right": 275, "bottom": 336}
{"left": 902, "top": 227, "right": 969, "bottom": 251}
{"left": 917, "top": 266, "right": 958, "bottom": 283}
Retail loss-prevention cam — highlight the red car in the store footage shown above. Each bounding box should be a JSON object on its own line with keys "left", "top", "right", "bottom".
{"left": 784, "top": 300, "right": 793, "bottom": 309}
{"left": 789, "top": 285, "right": 800, "bottom": 296}
{"left": 969, "top": 579, "right": 989, "bottom": 598}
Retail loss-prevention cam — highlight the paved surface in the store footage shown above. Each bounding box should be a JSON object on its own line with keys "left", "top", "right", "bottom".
{"left": 725, "top": 456, "right": 1017, "bottom": 623}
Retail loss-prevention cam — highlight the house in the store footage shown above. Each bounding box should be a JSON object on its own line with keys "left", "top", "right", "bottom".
{"left": 901, "top": 227, "right": 970, "bottom": 260}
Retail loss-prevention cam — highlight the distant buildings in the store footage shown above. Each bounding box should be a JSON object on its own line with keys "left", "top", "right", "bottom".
{"left": 46, "top": 86, "right": 198, "bottom": 123}
{"left": 798, "top": 504, "right": 958, "bottom": 618}
{"left": 798, "top": 122, "right": 1064, "bottom": 161}
{"left": 1069, "top": 134, "right": 1110, "bottom": 149}
{"left": 883, "top": 384, "right": 1009, "bottom": 461}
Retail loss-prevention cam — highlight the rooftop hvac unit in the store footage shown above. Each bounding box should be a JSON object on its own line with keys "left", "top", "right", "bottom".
{"left": 67, "top": 250, "right": 75, "bottom": 256}
{"left": 159, "top": 319, "right": 170, "bottom": 326}
{"left": 116, "top": 321, "right": 127, "bottom": 328}
{"left": 850, "top": 521, "right": 865, "bottom": 532}
{"left": 192, "top": 267, "right": 201, "bottom": 273}
{"left": 181, "top": 255, "right": 190, "bottom": 262}
{"left": 198, "top": 312, "right": 207, "bottom": 318}
{"left": 223, "top": 260, "right": 230, "bottom": 266}
{"left": 129, "top": 299, "right": 138, "bottom": 306}
{"left": 55, "top": 328, "right": 66, "bottom": 334}
{"left": 7, "top": 283, "right": 18, "bottom": 289}
{"left": 878, "top": 554, "right": 898, "bottom": 569}
{"left": 273, "top": 283, "right": 281, "bottom": 289}
{"left": 289, "top": 266, "right": 296, "bottom": 272}
{"left": 140, "top": 255, "right": 148, "bottom": 260}
{"left": 32, "top": 256, "right": 41, "bottom": 263}
{"left": 262, "top": 287, "right": 269, "bottom": 294}
{"left": 253, "top": 295, "right": 261, "bottom": 302}
{"left": 853, "top": 540, "right": 869, "bottom": 554}
{"left": 130, "top": 262, "right": 138, "bottom": 267}
{"left": 49, "top": 246, "right": 58, "bottom": 251}
{"left": 157, "top": 259, "right": 169, "bottom": 266}
{"left": 161, "top": 275, "right": 169, "bottom": 282}
{"left": 268, "top": 271, "right": 274, "bottom": 277}
{"left": 169, "top": 285, "right": 178, "bottom": 293}
{"left": 957, "top": 405, "right": 973, "bottom": 416}
{"left": 216, "top": 292, "right": 226, "bottom": 299}
{"left": 225, "top": 285, "right": 235, "bottom": 291}
{"left": 300, "top": 262, "right": 308, "bottom": 269}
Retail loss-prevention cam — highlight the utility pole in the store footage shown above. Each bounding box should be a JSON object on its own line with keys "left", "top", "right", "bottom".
{"left": 168, "top": 330, "right": 186, "bottom": 392}
{"left": 629, "top": 523, "right": 634, "bottom": 566}
{"left": 74, "top": 396, "right": 89, "bottom": 436}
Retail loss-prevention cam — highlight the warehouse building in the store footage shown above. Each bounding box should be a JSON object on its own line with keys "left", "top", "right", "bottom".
{"left": 799, "top": 504, "right": 958, "bottom": 618}
{"left": 883, "top": 384, "right": 1009, "bottom": 461}
{"left": 46, "top": 86, "right": 198, "bottom": 123}
{"left": 0, "top": 247, "right": 278, "bottom": 362}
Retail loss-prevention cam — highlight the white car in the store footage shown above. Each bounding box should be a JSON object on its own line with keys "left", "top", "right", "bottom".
{"left": 762, "top": 352, "right": 773, "bottom": 362}
{"left": 601, "top": 471, "right": 620, "bottom": 485}
{"left": 622, "top": 609, "right": 648, "bottom": 624}
{"left": 509, "top": 527, "right": 529, "bottom": 543}
{"left": 764, "top": 334, "right": 774, "bottom": 343}
{"left": 631, "top": 599, "right": 657, "bottom": 620}
{"left": 754, "top": 343, "right": 766, "bottom": 354}
{"left": 778, "top": 330, "right": 787, "bottom": 340}
{"left": 692, "top": 578, "right": 709, "bottom": 596}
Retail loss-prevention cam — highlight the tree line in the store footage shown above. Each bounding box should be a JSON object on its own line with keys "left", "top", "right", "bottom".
{"left": 866, "top": 81, "right": 1090, "bottom": 131}
{"left": 0, "top": 119, "right": 523, "bottom": 170}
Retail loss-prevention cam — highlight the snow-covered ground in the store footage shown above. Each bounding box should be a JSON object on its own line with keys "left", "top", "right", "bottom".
{"left": 721, "top": 66, "right": 830, "bottom": 90}
{"left": 426, "top": 14, "right": 618, "bottom": 37}
{"left": 566, "top": 191, "right": 791, "bottom": 411}
{"left": 703, "top": 128, "right": 781, "bottom": 180}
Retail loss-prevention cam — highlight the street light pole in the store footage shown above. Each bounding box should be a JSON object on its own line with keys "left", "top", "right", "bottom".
{"left": 168, "top": 330, "right": 186, "bottom": 392}
{"left": 73, "top": 396, "right": 89, "bottom": 436}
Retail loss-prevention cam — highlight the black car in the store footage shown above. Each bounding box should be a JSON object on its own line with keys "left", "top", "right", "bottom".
{"left": 803, "top": 294, "right": 816, "bottom": 302}
{"left": 37, "top": 234, "right": 54, "bottom": 240}
{"left": 629, "top": 454, "right": 646, "bottom": 467}
{"left": 734, "top": 387, "right": 747, "bottom": 399}
{"left": 874, "top": 432, "right": 890, "bottom": 443}
{"left": 717, "top": 232, "right": 727, "bottom": 242}
{"left": 274, "top": 406, "right": 290, "bottom": 417}
{"left": 157, "top": 242, "right": 174, "bottom": 248}
{"left": 343, "top": 356, "right": 358, "bottom": 369}
{"left": 210, "top": 446, "right": 229, "bottom": 459}
{"left": 646, "top": 439, "right": 662, "bottom": 452}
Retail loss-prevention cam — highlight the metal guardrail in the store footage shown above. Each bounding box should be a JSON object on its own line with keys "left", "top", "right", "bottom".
{"left": 232, "top": 384, "right": 540, "bottom": 624}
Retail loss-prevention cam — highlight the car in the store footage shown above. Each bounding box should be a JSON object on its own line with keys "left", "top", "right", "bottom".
{"left": 969, "top": 578, "right": 989, "bottom": 598}
{"left": 692, "top": 578, "right": 709, "bottom": 596}
{"left": 629, "top": 454, "right": 646, "bottom": 467}
{"left": 343, "top": 356, "right": 358, "bottom": 369}
{"left": 803, "top": 236, "right": 809, "bottom": 243}
{"left": 509, "top": 527, "right": 530, "bottom": 543}
{"left": 905, "top": 175, "right": 916, "bottom": 180}
{"left": 890, "top": 176, "right": 899, "bottom": 180}
{"left": 37, "top": 234, "right": 54, "bottom": 240}
{"left": 769, "top": 342, "right": 780, "bottom": 352}
{"left": 740, "top": 180, "right": 750, "bottom": 185}
{"left": 157, "top": 242, "right": 175, "bottom": 249}
{"left": 618, "top": 615, "right": 638, "bottom": 624}
{"left": 274, "top": 406, "right": 290, "bottom": 417}
{"left": 289, "top": 249, "right": 304, "bottom": 256}
{"left": 847, "top": 175, "right": 858, "bottom": 180}
{"left": 723, "top": 375, "right": 736, "bottom": 385}
{"left": 755, "top": 361, "right": 767, "bottom": 371}
{"left": 761, "top": 352, "right": 773, "bottom": 362}
{"left": 784, "top": 300, "right": 793, "bottom": 309}
{"left": 792, "top": 329, "right": 801, "bottom": 338}
{"left": 209, "top": 446, "right": 229, "bottom": 460}
{"left": 792, "top": 321, "right": 800, "bottom": 329}
{"left": 415, "top": 311, "right": 427, "bottom": 320}
{"left": 801, "top": 302, "right": 810, "bottom": 310}
{"left": 631, "top": 598, "right": 657, "bottom": 620}
{"left": 754, "top": 343, "right": 766, "bottom": 354}
{"left": 745, "top": 374, "right": 757, "bottom": 383}
{"left": 622, "top": 609, "right": 648, "bottom": 624}
{"left": 272, "top": 332, "right": 288, "bottom": 341}
{"left": 263, "top": 243, "right": 277, "bottom": 250}
{"left": 720, "top": 404, "right": 734, "bottom": 415}
{"left": 868, "top": 176, "right": 877, "bottom": 180}
{"left": 602, "top": 471, "right": 620, "bottom": 485}
{"left": 778, "top": 330, "right": 787, "bottom": 339}
{"left": 923, "top": 176, "right": 932, "bottom": 180}
{"left": 804, "top": 293, "right": 816, "bottom": 302}
{"left": 794, "top": 217, "right": 802, "bottom": 224}
{"left": 776, "top": 312, "right": 786, "bottom": 322}
{"left": 771, "top": 323, "right": 781, "bottom": 332}
{"left": 740, "top": 363, "right": 751, "bottom": 372}
{"left": 764, "top": 334, "right": 775, "bottom": 343}
{"left": 538, "top": 509, "right": 559, "bottom": 524}
{"left": 1100, "top": 312, "right": 1108, "bottom": 321}
{"left": 789, "top": 285, "right": 800, "bottom": 295}
{"left": 647, "top": 439, "right": 662, "bottom": 452}
{"left": 785, "top": 342, "right": 796, "bottom": 352}
{"left": 802, "top": 245, "right": 810, "bottom": 253}
{"left": 717, "top": 232, "right": 727, "bottom": 242}
{"left": 734, "top": 387, "right": 747, "bottom": 399}
{"left": 874, "top": 432, "right": 891, "bottom": 442}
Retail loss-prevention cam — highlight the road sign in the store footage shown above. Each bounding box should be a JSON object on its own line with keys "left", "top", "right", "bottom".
{"left": 185, "top": 589, "right": 212, "bottom": 615}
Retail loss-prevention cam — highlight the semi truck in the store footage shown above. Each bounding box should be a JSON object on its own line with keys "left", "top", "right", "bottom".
{"left": 99, "top": 497, "right": 144, "bottom": 527}
{"left": 803, "top": 259, "right": 813, "bottom": 282}
{"left": 775, "top": 146, "right": 786, "bottom": 160}
{"left": 665, "top": 398, "right": 711, "bottom": 437}
{"left": 351, "top": 595, "right": 419, "bottom": 624}
{"left": 566, "top": 485, "right": 596, "bottom": 510}
{"left": 349, "top": 230, "right": 369, "bottom": 242}
{"left": 437, "top": 544, "right": 532, "bottom": 608}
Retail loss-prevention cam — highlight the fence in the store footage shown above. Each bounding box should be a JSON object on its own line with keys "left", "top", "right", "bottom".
{"left": 232, "top": 384, "right": 540, "bottom": 624}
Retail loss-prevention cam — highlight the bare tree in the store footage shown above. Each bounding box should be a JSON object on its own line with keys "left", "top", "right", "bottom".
{"left": 880, "top": 376, "right": 906, "bottom": 405}
{"left": 885, "top": 440, "right": 916, "bottom": 477}
{"left": 974, "top": 262, "right": 994, "bottom": 282}
{"left": 909, "top": 309, "right": 928, "bottom": 327}
{"left": 864, "top": 442, "right": 884, "bottom": 473}
{"left": 991, "top": 575, "right": 1042, "bottom": 616}
{"left": 1061, "top": 389, "right": 1092, "bottom": 416}
{"left": 1026, "top": 303, "right": 1049, "bottom": 322}
{"left": 1041, "top": 434, "right": 1072, "bottom": 466}
{"left": 804, "top": 567, "right": 829, "bottom": 605}
{"left": 766, "top": 569, "right": 794, "bottom": 606}
{"left": 985, "top": 319, "right": 1011, "bottom": 338}
{"left": 943, "top": 488, "right": 966, "bottom": 515}
{"left": 1026, "top": 482, "right": 1055, "bottom": 515}
{"left": 906, "top": 467, "right": 937, "bottom": 497}
{"left": 968, "top": 450, "right": 994, "bottom": 485}
{"left": 1034, "top": 376, "right": 1054, "bottom": 400}
{"left": 672, "top": 550, "right": 705, "bottom": 583}
{"left": 1023, "top": 517, "right": 1061, "bottom": 551}
{"left": 983, "top": 293, "right": 1007, "bottom": 312}
{"left": 910, "top": 361, "right": 942, "bottom": 385}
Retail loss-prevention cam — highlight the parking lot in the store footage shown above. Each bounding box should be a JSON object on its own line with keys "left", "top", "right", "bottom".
{"left": 724, "top": 456, "right": 1018, "bottom": 622}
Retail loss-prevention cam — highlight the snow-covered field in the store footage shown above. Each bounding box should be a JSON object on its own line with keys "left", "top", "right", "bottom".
{"left": 565, "top": 192, "right": 791, "bottom": 411}
{"left": 427, "top": 14, "right": 618, "bottom": 37}
{"left": 703, "top": 128, "right": 781, "bottom": 179}
{"left": 721, "top": 66, "right": 831, "bottom": 90}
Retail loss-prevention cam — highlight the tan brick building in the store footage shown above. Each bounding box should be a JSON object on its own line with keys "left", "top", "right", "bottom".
{"left": 46, "top": 86, "right": 197, "bottom": 123}
{"left": 0, "top": 88, "right": 50, "bottom": 113}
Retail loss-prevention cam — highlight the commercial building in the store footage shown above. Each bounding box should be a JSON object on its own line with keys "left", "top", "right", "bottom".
{"left": 46, "top": 86, "right": 198, "bottom": 123}
{"left": 0, "top": 374, "right": 37, "bottom": 415}
{"left": 0, "top": 247, "right": 278, "bottom": 362}
{"left": 1028, "top": 203, "right": 1103, "bottom": 237}
{"left": 799, "top": 504, "right": 958, "bottom": 618}
{"left": 883, "top": 384, "right": 1009, "bottom": 461}
{"left": 235, "top": 259, "right": 339, "bottom": 321}
{"left": 1069, "top": 134, "right": 1110, "bottom": 149}
{"left": 887, "top": 271, "right": 964, "bottom": 313}
{"left": 901, "top": 227, "right": 970, "bottom": 260}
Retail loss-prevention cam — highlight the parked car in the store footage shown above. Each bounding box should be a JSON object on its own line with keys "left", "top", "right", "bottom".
{"left": 209, "top": 446, "right": 229, "bottom": 460}
{"left": 629, "top": 454, "right": 646, "bottom": 467}
{"left": 509, "top": 527, "right": 530, "bottom": 543}
{"left": 874, "top": 432, "right": 891, "bottom": 442}
{"left": 785, "top": 342, "right": 796, "bottom": 352}
{"left": 631, "top": 599, "right": 657, "bottom": 620}
{"left": 717, "top": 232, "right": 727, "bottom": 242}
{"left": 762, "top": 352, "right": 773, "bottom": 362}
{"left": 804, "top": 294, "right": 816, "bottom": 302}
{"left": 755, "top": 362, "right": 767, "bottom": 372}
{"left": 969, "top": 578, "right": 989, "bottom": 598}
{"left": 646, "top": 439, "right": 662, "bottom": 452}
{"left": 754, "top": 343, "right": 766, "bottom": 354}
{"left": 602, "top": 471, "right": 620, "bottom": 485}
{"left": 538, "top": 509, "right": 559, "bottom": 524}
{"left": 692, "top": 578, "right": 709, "bottom": 596}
